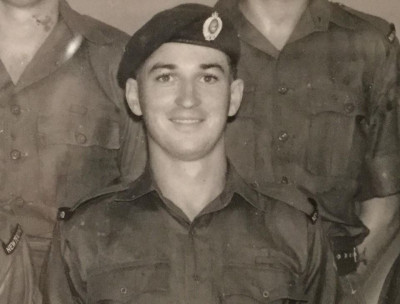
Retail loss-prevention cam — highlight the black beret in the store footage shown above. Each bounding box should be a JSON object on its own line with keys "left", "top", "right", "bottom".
{"left": 117, "top": 3, "right": 240, "bottom": 87}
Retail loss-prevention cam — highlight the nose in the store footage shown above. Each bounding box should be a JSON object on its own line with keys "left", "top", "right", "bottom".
{"left": 175, "top": 79, "right": 200, "bottom": 108}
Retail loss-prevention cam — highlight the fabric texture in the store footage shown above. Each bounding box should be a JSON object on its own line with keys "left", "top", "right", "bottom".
{"left": 0, "top": 0, "right": 146, "bottom": 273}
{"left": 214, "top": 0, "right": 400, "bottom": 261}
{"left": 43, "top": 164, "right": 338, "bottom": 304}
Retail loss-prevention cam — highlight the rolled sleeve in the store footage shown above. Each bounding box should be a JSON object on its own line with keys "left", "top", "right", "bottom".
{"left": 367, "top": 153, "right": 400, "bottom": 197}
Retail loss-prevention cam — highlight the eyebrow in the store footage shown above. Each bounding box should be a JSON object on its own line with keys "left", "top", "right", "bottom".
{"left": 148, "top": 63, "right": 227, "bottom": 74}
{"left": 149, "top": 63, "right": 177, "bottom": 73}
{"left": 200, "top": 63, "right": 226, "bottom": 74}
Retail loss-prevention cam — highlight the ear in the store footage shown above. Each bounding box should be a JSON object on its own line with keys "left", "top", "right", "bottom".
{"left": 125, "top": 78, "right": 142, "bottom": 116}
{"left": 228, "top": 78, "right": 244, "bottom": 117}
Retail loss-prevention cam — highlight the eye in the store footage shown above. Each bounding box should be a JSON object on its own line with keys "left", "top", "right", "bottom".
{"left": 201, "top": 74, "right": 218, "bottom": 84}
{"left": 155, "top": 74, "right": 173, "bottom": 82}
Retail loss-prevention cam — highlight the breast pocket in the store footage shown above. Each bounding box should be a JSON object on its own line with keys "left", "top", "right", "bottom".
{"left": 38, "top": 104, "right": 120, "bottom": 149}
{"left": 87, "top": 261, "right": 170, "bottom": 304}
{"left": 305, "top": 89, "right": 367, "bottom": 177}
{"left": 37, "top": 104, "right": 122, "bottom": 205}
{"left": 221, "top": 256, "right": 307, "bottom": 303}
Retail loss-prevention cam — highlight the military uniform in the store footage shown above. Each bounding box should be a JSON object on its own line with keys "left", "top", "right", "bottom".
{"left": 44, "top": 164, "right": 338, "bottom": 304}
{"left": 0, "top": 0, "right": 145, "bottom": 273}
{"left": 0, "top": 212, "right": 42, "bottom": 304}
{"left": 214, "top": 0, "right": 400, "bottom": 274}
{"left": 379, "top": 253, "right": 400, "bottom": 304}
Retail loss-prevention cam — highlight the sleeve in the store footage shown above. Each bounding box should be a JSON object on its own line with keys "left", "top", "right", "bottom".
{"left": 106, "top": 45, "right": 147, "bottom": 181}
{"left": 0, "top": 222, "right": 42, "bottom": 304}
{"left": 42, "top": 223, "right": 86, "bottom": 304}
{"left": 88, "top": 37, "right": 147, "bottom": 182}
{"left": 303, "top": 221, "right": 340, "bottom": 304}
{"left": 364, "top": 37, "right": 400, "bottom": 199}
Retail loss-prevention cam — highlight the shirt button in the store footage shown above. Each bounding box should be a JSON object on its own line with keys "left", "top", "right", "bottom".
{"left": 278, "top": 86, "right": 289, "bottom": 95}
{"left": 344, "top": 103, "right": 355, "bottom": 114}
{"left": 10, "top": 105, "right": 21, "bottom": 115}
{"left": 278, "top": 132, "right": 289, "bottom": 142}
{"left": 281, "top": 176, "right": 289, "bottom": 184}
{"left": 262, "top": 290, "right": 270, "bottom": 298}
{"left": 14, "top": 197, "right": 24, "bottom": 207}
{"left": 75, "top": 133, "right": 87, "bottom": 145}
{"left": 120, "top": 287, "right": 127, "bottom": 294}
{"left": 10, "top": 149, "right": 22, "bottom": 160}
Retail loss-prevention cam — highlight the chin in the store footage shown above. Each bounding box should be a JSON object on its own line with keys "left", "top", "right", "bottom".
{"left": 169, "top": 147, "right": 211, "bottom": 162}
{"left": 3, "top": 0, "right": 45, "bottom": 8}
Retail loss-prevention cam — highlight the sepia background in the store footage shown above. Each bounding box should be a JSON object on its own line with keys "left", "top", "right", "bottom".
{"left": 66, "top": 1, "right": 400, "bottom": 303}
{"left": 68, "top": 0, "right": 400, "bottom": 37}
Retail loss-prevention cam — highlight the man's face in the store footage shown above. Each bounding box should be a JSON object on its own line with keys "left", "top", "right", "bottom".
{"left": 126, "top": 42, "right": 243, "bottom": 161}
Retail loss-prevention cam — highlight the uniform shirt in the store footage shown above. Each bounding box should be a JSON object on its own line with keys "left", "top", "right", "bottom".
{"left": 215, "top": 0, "right": 400, "bottom": 242}
{"left": 44, "top": 164, "right": 338, "bottom": 304}
{"left": 0, "top": 0, "right": 144, "bottom": 271}
{"left": 0, "top": 212, "right": 42, "bottom": 304}
{"left": 379, "top": 253, "right": 400, "bottom": 304}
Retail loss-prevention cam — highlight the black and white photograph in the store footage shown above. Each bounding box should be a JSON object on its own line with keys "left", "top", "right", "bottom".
{"left": 1, "top": 0, "right": 399, "bottom": 303}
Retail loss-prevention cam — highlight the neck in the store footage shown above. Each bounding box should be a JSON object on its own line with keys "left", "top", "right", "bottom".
{"left": 150, "top": 140, "right": 227, "bottom": 222}
{"left": 0, "top": 0, "right": 59, "bottom": 36}
{"left": 239, "top": 0, "right": 309, "bottom": 49}
{"left": 0, "top": 0, "right": 59, "bottom": 83}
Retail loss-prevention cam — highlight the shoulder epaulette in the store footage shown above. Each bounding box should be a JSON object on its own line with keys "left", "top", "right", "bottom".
{"left": 57, "top": 183, "right": 130, "bottom": 221}
{"left": 333, "top": 2, "right": 396, "bottom": 43}
{"left": 258, "top": 184, "right": 319, "bottom": 224}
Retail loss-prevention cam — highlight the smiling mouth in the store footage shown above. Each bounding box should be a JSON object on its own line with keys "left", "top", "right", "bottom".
{"left": 170, "top": 118, "right": 203, "bottom": 124}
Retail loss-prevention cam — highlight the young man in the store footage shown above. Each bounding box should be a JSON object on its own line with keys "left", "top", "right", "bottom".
{"left": 44, "top": 4, "right": 338, "bottom": 303}
{"left": 214, "top": 0, "right": 400, "bottom": 292}
{"left": 0, "top": 0, "right": 145, "bottom": 275}
{"left": 0, "top": 212, "right": 41, "bottom": 304}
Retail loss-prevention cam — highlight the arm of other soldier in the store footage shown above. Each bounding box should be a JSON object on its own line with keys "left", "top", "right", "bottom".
{"left": 356, "top": 32, "right": 400, "bottom": 283}
{"left": 42, "top": 222, "right": 85, "bottom": 304}
{"left": 0, "top": 220, "right": 42, "bottom": 304}
{"left": 303, "top": 219, "right": 340, "bottom": 304}
{"left": 101, "top": 40, "right": 147, "bottom": 181}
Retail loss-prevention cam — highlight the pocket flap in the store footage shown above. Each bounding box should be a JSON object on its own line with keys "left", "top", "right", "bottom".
{"left": 88, "top": 261, "right": 170, "bottom": 303}
{"left": 38, "top": 107, "right": 120, "bottom": 149}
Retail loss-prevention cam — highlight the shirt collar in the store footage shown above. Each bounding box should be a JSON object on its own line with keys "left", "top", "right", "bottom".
{"left": 215, "top": 0, "right": 355, "bottom": 52}
{"left": 115, "top": 160, "right": 264, "bottom": 213}
{"left": 59, "top": 0, "right": 115, "bottom": 45}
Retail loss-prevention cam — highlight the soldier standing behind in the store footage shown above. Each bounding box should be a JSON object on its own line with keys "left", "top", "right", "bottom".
{"left": 0, "top": 0, "right": 145, "bottom": 276}
{"left": 215, "top": 0, "right": 400, "bottom": 298}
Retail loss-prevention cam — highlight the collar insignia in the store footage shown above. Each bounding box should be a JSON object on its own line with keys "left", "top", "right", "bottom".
{"left": 203, "top": 12, "right": 223, "bottom": 41}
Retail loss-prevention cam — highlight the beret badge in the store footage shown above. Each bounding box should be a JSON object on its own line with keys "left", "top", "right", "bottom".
{"left": 203, "top": 12, "right": 223, "bottom": 41}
